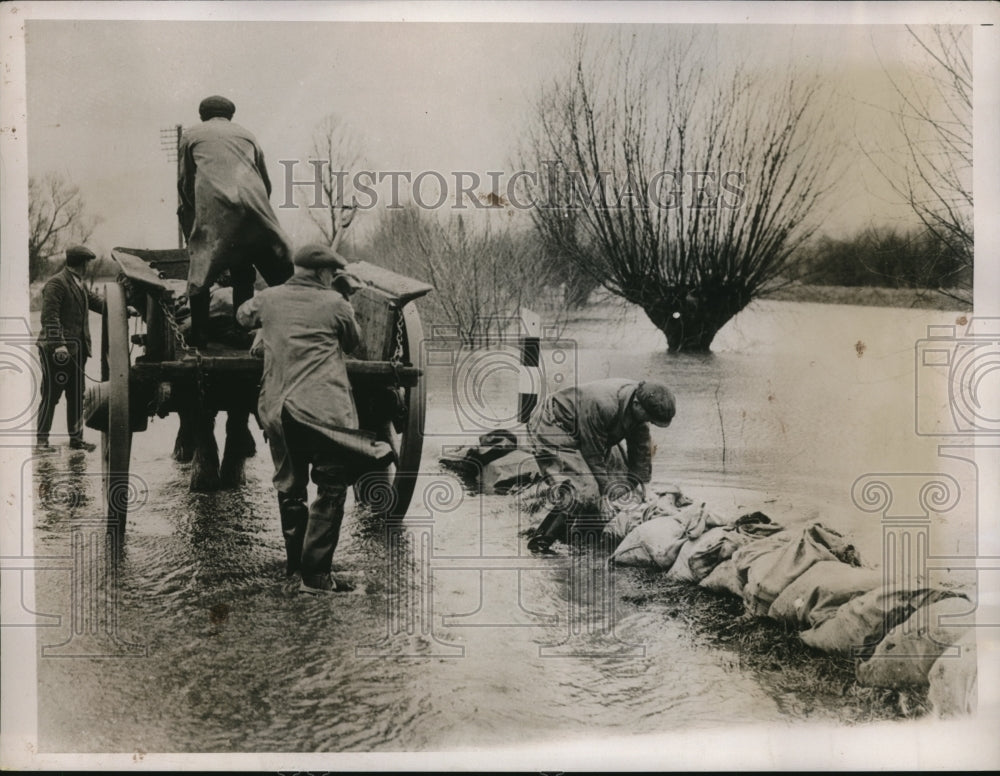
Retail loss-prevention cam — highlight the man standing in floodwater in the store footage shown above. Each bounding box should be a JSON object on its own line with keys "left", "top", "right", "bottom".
{"left": 237, "top": 244, "right": 390, "bottom": 595}
{"left": 35, "top": 245, "right": 105, "bottom": 454}
{"left": 526, "top": 378, "right": 676, "bottom": 553}
{"left": 178, "top": 95, "right": 293, "bottom": 347}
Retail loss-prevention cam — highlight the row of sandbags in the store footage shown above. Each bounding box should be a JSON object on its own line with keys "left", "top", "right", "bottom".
{"left": 606, "top": 490, "right": 977, "bottom": 717}
{"left": 439, "top": 430, "right": 542, "bottom": 495}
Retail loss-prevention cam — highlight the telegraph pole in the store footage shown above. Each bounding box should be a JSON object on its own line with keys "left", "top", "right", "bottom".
{"left": 159, "top": 124, "right": 183, "bottom": 249}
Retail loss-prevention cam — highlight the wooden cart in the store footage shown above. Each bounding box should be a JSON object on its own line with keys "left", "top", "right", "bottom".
{"left": 99, "top": 247, "right": 431, "bottom": 533}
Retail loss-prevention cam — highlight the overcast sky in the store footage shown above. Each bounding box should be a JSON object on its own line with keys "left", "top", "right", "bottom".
{"left": 20, "top": 15, "right": 973, "bottom": 255}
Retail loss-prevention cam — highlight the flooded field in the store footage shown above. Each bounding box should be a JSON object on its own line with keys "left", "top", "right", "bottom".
{"left": 29, "top": 298, "right": 976, "bottom": 752}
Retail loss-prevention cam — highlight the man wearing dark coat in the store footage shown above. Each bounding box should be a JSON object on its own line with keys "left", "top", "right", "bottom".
{"left": 526, "top": 378, "right": 676, "bottom": 553}
{"left": 35, "top": 245, "right": 105, "bottom": 453}
{"left": 178, "top": 95, "right": 293, "bottom": 346}
{"left": 237, "top": 244, "right": 389, "bottom": 594}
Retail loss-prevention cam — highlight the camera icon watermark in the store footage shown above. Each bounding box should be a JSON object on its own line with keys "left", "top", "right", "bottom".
{"left": 0, "top": 317, "right": 96, "bottom": 446}
{"left": 0, "top": 317, "right": 44, "bottom": 444}
{"left": 0, "top": 456, "right": 149, "bottom": 657}
{"left": 354, "top": 467, "right": 643, "bottom": 659}
{"left": 419, "top": 310, "right": 578, "bottom": 438}
{"left": 915, "top": 316, "right": 1000, "bottom": 436}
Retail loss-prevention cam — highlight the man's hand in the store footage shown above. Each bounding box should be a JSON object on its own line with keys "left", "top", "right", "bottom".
{"left": 249, "top": 330, "right": 265, "bottom": 358}
{"left": 54, "top": 345, "right": 70, "bottom": 364}
{"left": 599, "top": 495, "right": 616, "bottom": 521}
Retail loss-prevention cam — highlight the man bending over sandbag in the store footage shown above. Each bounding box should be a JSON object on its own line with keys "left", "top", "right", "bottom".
{"left": 526, "top": 378, "right": 676, "bottom": 554}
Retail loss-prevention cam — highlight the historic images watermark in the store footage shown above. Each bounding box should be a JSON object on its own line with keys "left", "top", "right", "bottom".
{"left": 278, "top": 160, "right": 748, "bottom": 212}
{"left": 358, "top": 317, "right": 642, "bottom": 659}
{"left": 850, "top": 317, "right": 1000, "bottom": 667}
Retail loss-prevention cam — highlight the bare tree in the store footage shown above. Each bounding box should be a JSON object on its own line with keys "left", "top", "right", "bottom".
{"left": 28, "top": 172, "right": 99, "bottom": 281}
{"left": 868, "top": 26, "right": 972, "bottom": 305}
{"left": 368, "top": 207, "right": 561, "bottom": 346}
{"left": 525, "top": 30, "right": 837, "bottom": 352}
{"left": 307, "top": 113, "right": 364, "bottom": 246}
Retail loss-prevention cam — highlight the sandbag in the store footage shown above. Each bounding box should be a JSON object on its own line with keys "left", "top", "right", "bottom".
{"left": 602, "top": 484, "right": 693, "bottom": 544}
{"left": 469, "top": 429, "right": 519, "bottom": 466}
{"left": 439, "top": 444, "right": 478, "bottom": 476}
{"left": 665, "top": 534, "right": 700, "bottom": 583}
{"left": 648, "top": 484, "right": 694, "bottom": 512}
{"left": 480, "top": 450, "right": 540, "bottom": 495}
{"left": 856, "top": 596, "right": 972, "bottom": 688}
{"left": 733, "top": 534, "right": 791, "bottom": 584}
{"left": 768, "top": 561, "right": 883, "bottom": 629}
{"left": 688, "top": 526, "right": 752, "bottom": 581}
{"left": 699, "top": 559, "right": 745, "bottom": 597}
{"left": 733, "top": 511, "right": 785, "bottom": 538}
{"left": 799, "top": 587, "right": 955, "bottom": 656}
{"left": 603, "top": 502, "right": 655, "bottom": 544}
{"left": 609, "top": 502, "right": 729, "bottom": 570}
{"left": 741, "top": 523, "right": 860, "bottom": 616}
{"left": 928, "top": 627, "right": 977, "bottom": 717}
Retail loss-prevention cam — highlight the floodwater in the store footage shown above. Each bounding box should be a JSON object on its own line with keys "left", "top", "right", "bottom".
{"left": 29, "top": 298, "right": 975, "bottom": 752}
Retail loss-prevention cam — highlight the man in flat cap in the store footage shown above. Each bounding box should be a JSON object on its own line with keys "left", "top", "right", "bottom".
{"left": 178, "top": 95, "right": 293, "bottom": 347}
{"left": 35, "top": 245, "right": 105, "bottom": 453}
{"left": 526, "top": 378, "right": 676, "bottom": 553}
{"left": 237, "top": 244, "right": 385, "bottom": 594}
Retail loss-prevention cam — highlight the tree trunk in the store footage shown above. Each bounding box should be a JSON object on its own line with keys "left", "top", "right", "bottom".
{"left": 564, "top": 274, "right": 599, "bottom": 309}
{"left": 644, "top": 285, "right": 752, "bottom": 353}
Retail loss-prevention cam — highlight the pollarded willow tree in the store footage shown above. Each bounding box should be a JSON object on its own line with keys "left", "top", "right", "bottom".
{"left": 525, "top": 30, "right": 839, "bottom": 352}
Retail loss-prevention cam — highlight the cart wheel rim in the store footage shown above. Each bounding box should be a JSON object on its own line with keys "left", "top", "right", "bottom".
{"left": 388, "top": 302, "right": 425, "bottom": 519}
{"left": 101, "top": 281, "right": 133, "bottom": 534}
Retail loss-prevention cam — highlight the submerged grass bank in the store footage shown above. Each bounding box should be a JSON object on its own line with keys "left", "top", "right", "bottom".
{"left": 622, "top": 570, "right": 933, "bottom": 724}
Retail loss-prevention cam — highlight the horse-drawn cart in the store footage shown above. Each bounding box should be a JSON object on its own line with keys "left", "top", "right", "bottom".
{"left": 97, "top": 247, "right": 431, "bottom": 533}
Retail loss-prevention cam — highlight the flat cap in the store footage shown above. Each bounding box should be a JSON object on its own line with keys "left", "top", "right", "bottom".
{"left": 635, "top": 381, "right": 675, "bottom": 427}
{"left": 199, "top": 95, "right": 236, "bottom": 120}
{"left": 65, "top": 244, "right": 97, "bottom": 262}
{"left": 292, "top": 243, "right": 349, "bottom": 270}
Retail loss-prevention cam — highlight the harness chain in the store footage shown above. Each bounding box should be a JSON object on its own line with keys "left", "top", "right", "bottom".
{"left": 159, "top": 294, "right": 208, "bottom": 411}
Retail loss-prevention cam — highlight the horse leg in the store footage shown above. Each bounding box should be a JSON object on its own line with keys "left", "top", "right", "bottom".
{"left": 220, "top": 408, "right": 252, "bottom": 488}
{"left": 173, "top": 408, "right": 196, "bottom": 463}
{"left": 190, "top": 408, "right": 221, "bottom": 492}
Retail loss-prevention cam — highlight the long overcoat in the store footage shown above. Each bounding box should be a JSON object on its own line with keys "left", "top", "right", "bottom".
{"left": 528, "top": 378, "right": 654, "bottom": 503}
{"left": 37, "top": 268, "right": 104, "bottom": 358}
{"left": 236, "top": 274, "right": 360, "bottom": 492}
{"left": 178, "top": 117, "right": 292, "bottom": 296}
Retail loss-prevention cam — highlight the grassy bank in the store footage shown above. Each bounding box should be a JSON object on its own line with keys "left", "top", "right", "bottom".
{"left": 623, "top": 571, "right": 932, "bottom": 724}
{"left": 764, "top": 283, "right": 970, "bottom": 312}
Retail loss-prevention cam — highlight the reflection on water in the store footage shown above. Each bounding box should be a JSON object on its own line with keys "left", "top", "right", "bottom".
{"left": 32, "top": 300, "right": 969, "bottom": 751}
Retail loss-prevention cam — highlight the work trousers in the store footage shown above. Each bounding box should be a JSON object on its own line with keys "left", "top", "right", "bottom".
{"left": 273, "top": 411, "right": 351, "bottom": 583}
{"left": 36, "top": 346, "right": 86, "bottom": 444}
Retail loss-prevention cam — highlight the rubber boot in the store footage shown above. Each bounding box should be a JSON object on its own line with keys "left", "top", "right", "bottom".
{"left": 527, "top": 508, "right": 568, "bottom": 554}
{"left": 299, "top": 484, "right": 348, "bottom": 591}
{"left": 277, "top": 491, "right": 308, "bottom": 577}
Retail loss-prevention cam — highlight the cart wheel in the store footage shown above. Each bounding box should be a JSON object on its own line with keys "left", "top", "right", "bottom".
{"left": 358, "top": 302, "right": 426, "bottom": 521}
{"left": 101, "top": 281, "right": 132, "bottom": 535}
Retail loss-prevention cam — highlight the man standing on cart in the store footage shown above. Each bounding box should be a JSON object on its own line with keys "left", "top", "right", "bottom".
{"left": 237, "top": 244, "right": 389, "bottom": 595}
{"left": 178, "top": 95, "right": 293, "bottom": 347}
